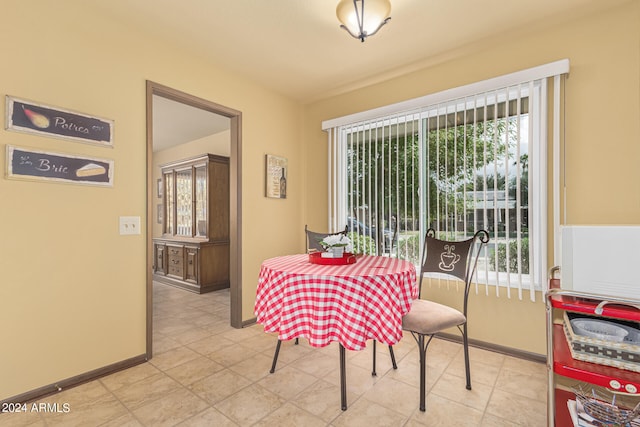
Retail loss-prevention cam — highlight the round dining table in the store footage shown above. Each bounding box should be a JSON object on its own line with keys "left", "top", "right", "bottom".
{"left": 254, "top": 253, "right": 417, "bottom": 410}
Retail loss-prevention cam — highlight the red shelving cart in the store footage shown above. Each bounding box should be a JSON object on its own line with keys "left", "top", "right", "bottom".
{"left": 546, "top": 272, "right": 640, "bottom": 426}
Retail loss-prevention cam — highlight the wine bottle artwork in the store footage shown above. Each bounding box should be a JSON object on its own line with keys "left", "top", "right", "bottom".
{"left": 265, "top": 154, "right": 288, "bottom": 199}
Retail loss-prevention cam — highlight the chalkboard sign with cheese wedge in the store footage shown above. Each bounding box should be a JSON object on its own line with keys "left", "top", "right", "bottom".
{"left": 6, "top": 145, "right": 114, "bottom": 187}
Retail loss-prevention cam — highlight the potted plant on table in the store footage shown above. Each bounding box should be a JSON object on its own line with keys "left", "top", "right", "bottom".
{"left": 319, "top": 234, "right": 353, "bottom": 258}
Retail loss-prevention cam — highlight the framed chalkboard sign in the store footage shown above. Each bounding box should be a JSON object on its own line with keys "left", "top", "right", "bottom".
{"left": 5, "top": 96, "right": 114, "bottom": 147}
{"left": 6, "top": 145, "right": 114, "bottom": 187}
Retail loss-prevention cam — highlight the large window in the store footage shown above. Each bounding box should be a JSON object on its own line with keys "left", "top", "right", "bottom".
{"left": 324, "top": 61, "right": 568, "bottom": 299}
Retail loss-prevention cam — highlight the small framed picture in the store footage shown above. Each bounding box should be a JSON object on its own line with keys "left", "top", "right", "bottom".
{"left": 157, "top": 178, "right": 163, "bottom": 198}
{"left": 157, "top": 204, "right": 163, "bottom": 224}
{"left": 265, "top": 154, "right": 287, "bottom": 199}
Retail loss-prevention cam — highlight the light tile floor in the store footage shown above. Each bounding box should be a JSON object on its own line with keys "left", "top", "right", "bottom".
{"left": 2, "top": 282, "right": 548, "bottom": 426}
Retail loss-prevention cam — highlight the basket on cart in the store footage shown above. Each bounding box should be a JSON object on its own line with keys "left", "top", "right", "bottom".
{"left": 563, "top": 311, "right": 640, "bottom": 373}
{"left": 573, "top": 384, "right": 640, "bottom": 426}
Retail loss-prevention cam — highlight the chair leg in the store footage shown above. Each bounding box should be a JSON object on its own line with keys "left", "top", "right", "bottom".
{"left": 388, "top": 345, "right": 397, "bottom": 369}
{"left": 410, "top": 332, "right": 433, "bottom": 412}
{"left": 269, "top": 340, "right": 282, "bottom": 374}
{"left": 463, "top": 324, "right": 472, "bottom": 390}
{"left": 418, "top": 334, "right": 427, "bottom": 412}
{"left": 373, "top": 341, "right": 397, "bottom": 376}
{"left": 372, "top": 340, "right": 377, "bottom": 376}
{"left": 295, "top": 338, "right": 299, "bottom": 345}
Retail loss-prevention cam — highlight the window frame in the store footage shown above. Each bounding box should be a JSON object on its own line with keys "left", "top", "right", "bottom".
{"left": 323, "top": 60, "right": 569, "bottom": 299}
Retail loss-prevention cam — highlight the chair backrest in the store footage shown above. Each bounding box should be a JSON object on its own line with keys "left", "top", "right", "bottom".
{"left": 418, "top": 228, "right": 490, "bottom": 314}
{"left": 305, "top": 224, "right": 349, "bottom": 253}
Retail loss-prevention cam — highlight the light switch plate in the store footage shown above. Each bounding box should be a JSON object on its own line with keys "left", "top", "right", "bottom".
{"left": 119, "top": 216, "right": 141, "bottom": 235}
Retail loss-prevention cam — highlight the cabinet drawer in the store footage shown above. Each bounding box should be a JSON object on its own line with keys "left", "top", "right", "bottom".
{"left": 168, "top": 267, "right": 183, "bottom": 277}
{"left": 167, "top": 246, "right": 184, "bottom": 278}
{"left": 167, "top": 246, "right": 184, "bottom": 257}
{"left": 168, "top": 261, "right": 183, "bottom": 277}
{"left": 168, "top": 254, "right": 183, "bottom": 265}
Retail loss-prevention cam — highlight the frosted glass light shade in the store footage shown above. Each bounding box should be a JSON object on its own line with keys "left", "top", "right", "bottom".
{"left": 336, "top": 0, "right": 391, "bottom": 41}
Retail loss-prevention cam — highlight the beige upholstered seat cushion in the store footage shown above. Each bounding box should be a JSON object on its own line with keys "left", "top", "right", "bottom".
{"left": 402, "top": 299, "right": 466, "bottom": 335}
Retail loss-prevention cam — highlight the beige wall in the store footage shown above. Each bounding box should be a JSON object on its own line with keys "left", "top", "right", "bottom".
{"left": 302, "top": 1, "right": 640, "bottom": 355}
{"left": 0, "top": 3, "right": 302, "bottom": 400}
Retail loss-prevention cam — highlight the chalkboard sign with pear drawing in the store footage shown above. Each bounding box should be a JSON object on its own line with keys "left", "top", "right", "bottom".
{"left": 5, "top": 96, "right": 114, "bottom": 147}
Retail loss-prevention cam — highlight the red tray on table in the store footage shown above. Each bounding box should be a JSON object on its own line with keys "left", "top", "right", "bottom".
{"left": 308, "top": 252, "right": 357, "bottom": 265}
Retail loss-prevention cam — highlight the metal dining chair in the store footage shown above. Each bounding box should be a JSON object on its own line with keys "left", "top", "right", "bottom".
{"left": 269, "top": 224, "right": 349, "bottom": 373}
{"left": 402, "top": 228, "right": 489, "bottom": 411}
{"left": 308, "top": 223, "right": 397, "bottom": 377}
{"left": 305, "top": 224, "right": 348, "bottom": 253}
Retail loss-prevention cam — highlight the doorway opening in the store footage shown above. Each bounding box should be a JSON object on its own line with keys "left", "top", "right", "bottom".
{"left": 146, "top": 81, "right": 243, "bottom": 359}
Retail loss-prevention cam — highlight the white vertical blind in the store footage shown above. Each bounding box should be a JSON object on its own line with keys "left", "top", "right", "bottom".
{"left": 324, "top": 61, "right": 568, "bottom": 299}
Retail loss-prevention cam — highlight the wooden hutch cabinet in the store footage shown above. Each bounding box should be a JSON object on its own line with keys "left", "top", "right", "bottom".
{"left": 153, "top": 153, "right": 229, "bottom": 293}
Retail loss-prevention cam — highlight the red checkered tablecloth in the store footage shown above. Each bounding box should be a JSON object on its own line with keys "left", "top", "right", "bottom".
{"left": 255, "top": 254, "right": 418, "bottom": 351}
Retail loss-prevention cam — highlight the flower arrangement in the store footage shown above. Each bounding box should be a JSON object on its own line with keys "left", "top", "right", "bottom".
{"left": 319, "top": 234, "right": 353, "bottom": 254}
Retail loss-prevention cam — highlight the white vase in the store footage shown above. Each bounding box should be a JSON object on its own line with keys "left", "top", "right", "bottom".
{"left": 330, "top": 246, "right": 344, "bottom": 257}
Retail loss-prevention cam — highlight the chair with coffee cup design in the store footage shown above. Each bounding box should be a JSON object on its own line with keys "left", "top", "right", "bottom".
{"left": 402, "top": 227, "right": 489, "bottom": 411}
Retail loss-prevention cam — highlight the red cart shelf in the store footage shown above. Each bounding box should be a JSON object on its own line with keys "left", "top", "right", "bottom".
{"left": 554, "top": 389, "right": 575, "bottom": 427}
{"left": 549, "top": 294, "right": 640, "bottom": 322}
{"left": 552, "top": 324, "right": 640, "bottom": 391}
{"left": 547, "top": 288, "right": 640, "bottom": 426}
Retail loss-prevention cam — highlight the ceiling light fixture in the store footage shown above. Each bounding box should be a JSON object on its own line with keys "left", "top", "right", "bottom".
{"left": 336, "top": 0, "right": 391, "bottom": 42}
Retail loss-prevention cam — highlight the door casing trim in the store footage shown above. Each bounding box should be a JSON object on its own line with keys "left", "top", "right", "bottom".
{"left": 146, "top": 81, "right": 243, "bottom": 359}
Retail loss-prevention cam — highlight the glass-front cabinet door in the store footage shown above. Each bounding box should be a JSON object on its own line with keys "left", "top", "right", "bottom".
{"left": 175, "top": 168, "right": 193, "bottom": 236}
{"left": 164, "top": 171, "right": 174, "bottom": 235}
{"left": 194, "top": 165, "right": 207, "bottom": 238}
{"left": 160, "top": 155, "right": 218, "bottom": 240}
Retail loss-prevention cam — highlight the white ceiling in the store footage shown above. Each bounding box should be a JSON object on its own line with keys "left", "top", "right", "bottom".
{"left": 152, "top": 95, "right": 230, "bottom": 151}
{"left": 87, "top": 0, "right": 626, "bottom": 103}
{"left": 95, "top": 0, "right": 627, "bottom": 149}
